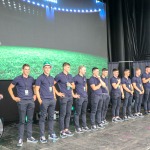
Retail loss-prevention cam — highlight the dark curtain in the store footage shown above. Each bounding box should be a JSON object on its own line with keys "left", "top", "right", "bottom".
{"left": 107, "top": 0, "right": 150, "bottom": 62}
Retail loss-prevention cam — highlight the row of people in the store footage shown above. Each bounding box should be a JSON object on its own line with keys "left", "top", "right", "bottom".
{"left": 7, "top": 62, "right": 150, "bottom": 147}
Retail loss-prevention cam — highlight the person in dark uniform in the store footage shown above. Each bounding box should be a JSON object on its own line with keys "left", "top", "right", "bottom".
{"left": 101, "top": 68, "right": 110, "bottom": 125}
{"left": 132, "top": 68, "right": 144, "bottom": 117}
{"left": 35, "top": 61, "right": 59, "bottom": 143}
{"left": 54, "top": 62, "right": 75, "bottom": 138}
{"left": 141, "top": 66, "right": 150, "bottom": 115}
{"left": 73, "top": 66, "right": 90, "bottom": 133}
{"left": 8, "top": 64, "right": 38, "bottom": 147}
{"left": 110, "top": 68, "right": 124, "bottom": 123}
{"left": 89, "top": 67, "right": 106, "bottom": 130}
{"left": 121, "top": 69, "right": 135, "bottom": 120}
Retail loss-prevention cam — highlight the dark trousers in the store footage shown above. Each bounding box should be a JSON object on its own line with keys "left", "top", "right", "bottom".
{"left": 101, "top": 94, "right": 110, "bottom": 121}
{"left": 144, "top": 89, "right": 150, "bottom": 112}
{"left": 39, "top": 99, "right": 56, "bottom": 137}
{"left": 122, "top": 95, "right": 133, "bottom": 116}
{"left": 17, "top": 99, "right": 35, "bottom": 139}
{"left": 112, "top": 97, "right": 121, "bottom": 117}
{"left": 59, "top": 97, "right": 73, "bottom": 131}
{"left": 134, "top": 93, "right": 143, "bottom": 113}
{"left": 90, "top": 95, "right": 103, "bottom": 125}
{"left": 74, "top": 97, "right": 88, "bottom": 129}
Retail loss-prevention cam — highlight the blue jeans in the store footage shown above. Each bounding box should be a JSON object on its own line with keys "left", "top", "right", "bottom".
{"left": 112, "top": 97, "right": 121, "bottom": 117}
{"left": 17, "top": 99, "right": 35, "bottom": 139}
{"left": 39, "top": 99, "right": 56, "bottom": 137}
{"left": 101, "top": 94, "right": 110, "bottom": 121}
{"left": 122, "top": 94, "right": 133, "bottom": 116}
{"left": 90, "top": 95, "right": 103, "bottom": 125}
{"left": 143, "top": 89, "right": 150, "bottom": 112}
{"left": 74, "top": 97, "right": 88, "bottom": 128}
{"left": 134, "top": 93, "right": 143, "bottom": 113}
{"left": 59, "top": 96, "right": 73, "bottom": 131}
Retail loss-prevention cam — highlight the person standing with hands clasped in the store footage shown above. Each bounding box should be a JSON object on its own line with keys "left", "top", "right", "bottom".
{"left": 110, "top": 68, "right": 124, "bottom": 123}
{"left": 35, "top": 61, "right": 59, "bottom": 143}
{"left": 8, "top": 64, "right": 38, "bottom": 147}
{"left": 54, "top": 62, "right": 75, "bottom": 138}
{"left": 121, "top": 69, "right": 135, "bottom": 121}
{"left": 89, "top": 67, "right": 106, "bottom": 130}
{"left": 132, "top": 68, "right": 144, "bottom": 117}
{"left": 73, "top": 66, "right": 90, "bottom": 133}
{"left": 141, "top": 66, "right": 150, "bottom": 115}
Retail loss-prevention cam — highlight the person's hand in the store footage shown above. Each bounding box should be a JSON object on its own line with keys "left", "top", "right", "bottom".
{"left": 33, "top": 95, "right": 36, "bottom": 101}
{"left": 130, "top": 91, "right": 134, "bottom": 95}
{"left": 67, "top": 82, "right": 72, "bottom": 87}
{"left": 0, "top": 94, "right": 3, "bottom": 100}
{"left": 13, "top": 97, "right": 21, "bottom": 102}
{"left": 122, "top": 94, "right": 124, "bottom": 99}
{"left": 39, "top": 100, "right": 42, "bottom": 105}
{"left": 141, "top": 90, "right": 144, "bottom": 94}
{"left": 118, "top": 79, "right": 121, "bottom": 84}
{"left": 58, "top": 92, "right": 65, "bottom": 97}
{"left": 139, "top": 91, "right": 143, "bottom": 94}
{"left": 74, "top": 94, "right": 80, "bottom": 99}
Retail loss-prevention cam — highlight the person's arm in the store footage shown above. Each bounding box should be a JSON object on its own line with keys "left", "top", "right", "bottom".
{"left": 112, "top": 79, "right": 121, "bottom": 89}
{"left": 72, "top": 90, "right": 80, "bottom": 99}
{"left": 120, "top": 85, "right": 124, "bottom": 99}
{"left": 122, "top": 84, "right": 133, "bottom": 94}
{"left": 33, "top": 85, "right": 37, "bottom": 101}
{"left": 90, "top": 83, "right": 101, "bottom": 91}
{"left": 52, "top": 86, "right": 57, "bottom": 100}
{"left": 86, "top": 83, "right": 88, "bottom": 92}
{"left": 97, "top": 77, "right": 107, "bottom": 88}
{"left": 142, "top": 77, "right": 150, "bottom": 83}
{"left": 132, "top": 83, "right": 142, "bottom": 94}
{"left": 8, "top": 83, "right": 20, "bottom": 102}
{"left": 54, "top": 80, "right": 65, "bottom": 97}
{"left": 141, "top": 85, "right": 144, "bottom": 94}
{"left": 35, "top": 86, "right": 42, "bottom": 105}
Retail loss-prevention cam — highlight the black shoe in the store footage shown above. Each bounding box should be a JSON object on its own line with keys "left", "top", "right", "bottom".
{"left": 60, "top": 131, "right": 67, "bottom": 138}
{"left": 65, "top": 130, "right": 74, "bottom": 137}
{"left": 97, "top": 123, "right": 105, "bottom": 129}
{"left": 138, "top": 113, "right": 144, "bottom": 118}
{"left": 128, "top": 114, "right": 136, "bottom": 119}
{"left": 116, "top": 117, "right": 123, "bottom": 122}
{"left": 123, "top": 116, "right": 129, "bottom": 121}
{"left": 82, "top": 126, "right": 91, "bottom": 132}
{"left": 91, "top": 125, "right": 98, "bottom": 131}
{"left": 75, "top": 128, "right": 84, "bottom": 134}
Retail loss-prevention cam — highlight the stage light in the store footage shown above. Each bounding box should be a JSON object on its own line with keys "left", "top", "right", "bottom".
{"left": 78, "top": 10, "right": 80, "bottom": 12}
{"left": 74, "top": 9, "right": 76, "bottom": 12}
{"left": 32, "top": 2, "right": 35, "bottom": 4}
{"left": 86, "top": 10, "right": 88, "bottom": 12}
{"left": 90, "top": 9, "right": 93, "bottom": 12}
{"left": 66, "top": 9, "right": 68, "bottom": 12}
{"left": 82, "top": 10, "right": 84, "bottom": 13}
{"left": 37, "top": 3, "right": 40, "bottom": 6}
{"left": 70, "top": 9, "right": 72, "bottom": 12}
{"left": 41, "top": 4, "right": 44, "bottom": 7}
{"left": 58, "top": 8, "right": 60, "bottom": 10}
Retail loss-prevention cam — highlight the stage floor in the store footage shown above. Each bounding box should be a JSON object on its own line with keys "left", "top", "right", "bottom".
{"left": 1, "top": 110, "right": 150, "bottom": 150}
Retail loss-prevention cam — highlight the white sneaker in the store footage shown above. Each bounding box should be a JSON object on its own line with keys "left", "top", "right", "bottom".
{"left": 27, "top": 136, "right": 38, "bottom": 143}
{"left": 40, "top": 136, "right": 47, "bottom": 144}
{"left": 17, "top": 139, "right": 23, "bottom": 147}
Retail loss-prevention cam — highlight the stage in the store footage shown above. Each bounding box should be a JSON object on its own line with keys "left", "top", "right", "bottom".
{"left": 1, "top": 109, "right": 150, "bottom": 150}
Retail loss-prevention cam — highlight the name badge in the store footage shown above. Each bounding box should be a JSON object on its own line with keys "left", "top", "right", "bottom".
{"left": 49, "top": 87, "right": 52, "bottom": 92}
{"left": 118, "top": 85, "right": 120, "bottom": 89}
{"left": 140, "top": 84, "right": 142, "bottom": 87}
{"left": 84, "top": 87, "right": 86, "bottom": 91}
{"left": 25, "top": 90, "right": 29, "bottom": 96}
{"left": 129, "top": 85, "right": 131, "bottom": 88}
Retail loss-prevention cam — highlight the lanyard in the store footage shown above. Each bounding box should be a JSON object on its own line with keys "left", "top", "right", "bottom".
{"left": 23, "top": 77, "right": 29, "bottom": 90}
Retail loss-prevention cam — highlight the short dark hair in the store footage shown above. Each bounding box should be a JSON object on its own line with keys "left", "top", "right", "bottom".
{"left": 63, "top": 62, "right": 70, "bottom": 67}
{"left": 113, "top": 68, "right": 119, "bottom": 72}
{"left": 145, "top": 66, "right": 150, "bottom": 69}
{"left": 102, "top": 68, "right": 108, "bottom": 72}
{"left": 22, "top": 64, "right": 30, "bottom": 69}
{"left": 92, "top": 67, "right": 99, "bottom": 72}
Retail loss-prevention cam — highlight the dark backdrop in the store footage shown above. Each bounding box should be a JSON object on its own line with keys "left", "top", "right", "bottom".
{"left": 107, "top": 0, "right": 150, "bottom": 63}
